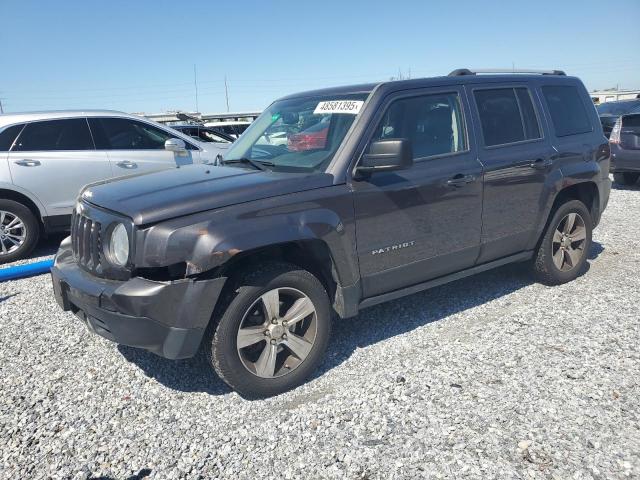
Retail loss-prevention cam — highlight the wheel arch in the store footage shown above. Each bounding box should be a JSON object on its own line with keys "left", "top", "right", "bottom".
{"left": 215, "top": 239, "right": 341, "bottom": 312}
{"left": 534, "top": 180, "right": 600, "bottom": 251}
{"left": 0, "top": 187, "right": 46, "bottom": 226}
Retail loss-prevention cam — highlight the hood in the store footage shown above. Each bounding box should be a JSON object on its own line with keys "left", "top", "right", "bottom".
{"left": 81, "top": 164, "right": 333, "bottom": 225}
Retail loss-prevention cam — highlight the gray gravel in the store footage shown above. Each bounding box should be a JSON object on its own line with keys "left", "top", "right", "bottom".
{"left": 1, "top": 185, "right": 639, "bottom": 480}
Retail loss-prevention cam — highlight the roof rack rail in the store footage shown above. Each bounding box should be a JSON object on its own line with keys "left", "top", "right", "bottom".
{"left": 448, "top": 68, "right": 566, "bottom": 77}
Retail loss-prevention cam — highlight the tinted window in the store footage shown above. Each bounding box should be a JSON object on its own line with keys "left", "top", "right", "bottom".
{"left": 542, "top": 86, "right": 592, "bottom": 137}
{"left": 624, "top": 114, "right": 640, "bottom": 128}
{"left": 89, "top": 118, "right": 188, "bottom": 150}
{"left": 516, "top": 88, "right": 541, "bottom": 140}
{"left": 372, "top": 92, "right": 467, "bottom": 159}
{"left": 0, "top": 124, "right": 25, "bottom": 151}
{"left": 13, "top": 119, "right": 94, "bottom": 151}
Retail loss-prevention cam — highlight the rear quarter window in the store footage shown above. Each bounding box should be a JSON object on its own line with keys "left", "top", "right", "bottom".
{"left": 542, "top": 85, "right": 592, "bottom": 137}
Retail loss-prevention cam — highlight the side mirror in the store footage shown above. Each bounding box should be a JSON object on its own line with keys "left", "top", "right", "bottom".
{"left": 165, "top": 138, "right": 186, "bottom": 152}
{"left": 356, "top": 139, "right": 413, "bottom": 175}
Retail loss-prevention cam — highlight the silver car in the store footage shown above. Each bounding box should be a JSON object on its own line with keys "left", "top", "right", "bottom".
{"left": 0, "top": 110, "right": 227, "bottom": 263}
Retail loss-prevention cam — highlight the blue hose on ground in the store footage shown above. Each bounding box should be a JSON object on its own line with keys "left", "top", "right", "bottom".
{"left": 0, "top": 259, "right": 54, "bottom": 282}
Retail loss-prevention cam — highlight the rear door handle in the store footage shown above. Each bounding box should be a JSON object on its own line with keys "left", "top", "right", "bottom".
{"left": 529, "top": 158, "right": 553, "bottom": 170}
{"left": 116, "top": 161, "right": 137, "bottom": 169}
{"left": 446, "top": 174, "right": 476, "bottom": 187}
{"left": 14, "top": 159, "right": 41, "bottom": 167}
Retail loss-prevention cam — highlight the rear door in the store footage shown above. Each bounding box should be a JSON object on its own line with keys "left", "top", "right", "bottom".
{"left": 352, "top": 86, "right": 484, "bottom": 298}
{"left": 7, "top": 118, "right": 112, "bottom": 217}
{"left": 88, "top": 117, "right": 199, "bottom": 178}
{"left": 468, "top": 83, "right": 557, "bottom": 263}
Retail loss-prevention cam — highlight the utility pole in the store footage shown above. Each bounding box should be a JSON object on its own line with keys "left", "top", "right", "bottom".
{"left": 193, "top": 64, "right": 199, "bottom": 113}
{"left": 224, "top": 75, "right": 230, "bottom": 112}
{"left": 0, "top": 99, "right": 4, "bottom": 114}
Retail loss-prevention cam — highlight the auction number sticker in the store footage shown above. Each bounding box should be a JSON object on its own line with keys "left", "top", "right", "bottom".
{"left": 313, "top": 100, "right": 364, "bottom": 115}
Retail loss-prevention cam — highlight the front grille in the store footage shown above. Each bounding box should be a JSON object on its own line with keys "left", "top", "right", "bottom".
{"left": 71, "top": 210, "right": 103, "bottom": 275}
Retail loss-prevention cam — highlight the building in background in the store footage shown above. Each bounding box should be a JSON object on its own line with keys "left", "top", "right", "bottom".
{"left": 138, "top": 111, "right": 261, "bottom": 125}
{"left": 590, "top": 89, "right": 640, "bottom": 104}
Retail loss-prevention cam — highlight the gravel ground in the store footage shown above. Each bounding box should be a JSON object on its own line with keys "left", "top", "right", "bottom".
{"left": 1, "top": 185, "right": 639, "bottom": 480}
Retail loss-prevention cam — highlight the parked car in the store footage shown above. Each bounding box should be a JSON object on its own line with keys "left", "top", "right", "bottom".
{"left": 597, "top": 99, "right": 640, "bottom": 138}
{"left": 0, "top": 110, "right": 226, "bottom": 263}
{"left": 203, "top": 121, "right": 252, "bottom": 138}
{"left": 287, "top": 120, "right": 330, "bottom": 152}
{"left": 169, "top": 124, "right": 235, "bottom": 144}
{"left": 609, "top": 111, "right": 640, "bottom": 186}
{"left": 51, "top": 70, "right": 611, "bottom": 398}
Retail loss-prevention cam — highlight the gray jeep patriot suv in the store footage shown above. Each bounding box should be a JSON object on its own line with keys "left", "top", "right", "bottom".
{"left": 51, "top": 69, "right": 611, "bottom": 398}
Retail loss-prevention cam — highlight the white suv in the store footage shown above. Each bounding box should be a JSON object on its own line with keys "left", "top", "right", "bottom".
{"left": 0, "top": 110, "right": 227, "bottom": 263}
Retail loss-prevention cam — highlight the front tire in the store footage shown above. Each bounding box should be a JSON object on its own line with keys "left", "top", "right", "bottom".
{"left": 613, "top": 172, "right": 639, "bottom": 186}
{"left": 0, "top": 199, "right": 39, "bottom": 265}
{"left": 533, "top": 199, "right": 592, "bottom": 286}
{"left": 204, "top": 262, "right": 332, "bottom": 398}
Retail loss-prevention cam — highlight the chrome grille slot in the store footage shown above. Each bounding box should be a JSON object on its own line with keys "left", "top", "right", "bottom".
{"left": 71, "top": 210, "right": 102, "bottom": 275}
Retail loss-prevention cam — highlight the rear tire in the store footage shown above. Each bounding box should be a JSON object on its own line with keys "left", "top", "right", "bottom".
{"left": 533, "top": 200, "right": 592, "bottom": 286}
{"left": 613, "top": 172, "right": 640, "bottom": 186}
{"left": 0, "top": 199, "right": 39, "bottom": 265}
{"left": 204, "top": 261, "right": 332, "bottom": 399}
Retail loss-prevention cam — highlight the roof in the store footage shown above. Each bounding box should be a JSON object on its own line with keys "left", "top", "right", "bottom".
{"left": 0, "top": 109, "right": 140, "bottom": 127}
{"left": 277, "top": 73, "right": 580, "bottom": 102}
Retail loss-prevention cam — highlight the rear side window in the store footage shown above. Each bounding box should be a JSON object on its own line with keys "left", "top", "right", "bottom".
{"left": 89, "top": 118, "right": 196, "bottom": 150}
{"left": 13, "top": 119, "right": 94, "bottom": 151}
{"left": 372, "top": 92, "right": 467, "bottom": 159}
{"left": 542, "top": 85, "right": 592, "bottom": 137}
{"left": 623, "top": 114, "right": 640, "bottom": 128}
{"left": 474, "top": 87, "right": 541, "bottom": 147}
{"left": 0, "top": 124, "right": 25, "bottom": 151}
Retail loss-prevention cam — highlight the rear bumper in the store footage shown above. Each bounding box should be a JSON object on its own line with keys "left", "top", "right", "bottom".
{"left": 611, "top": 144, "right": 640, "bottom": 173}
{"left": 51, "top": 237, "right": 226, "bottom": 359}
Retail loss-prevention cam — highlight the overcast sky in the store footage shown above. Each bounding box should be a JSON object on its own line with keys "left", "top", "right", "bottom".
{"left": 1, "top": 0, "right": 639, "bottom": 114}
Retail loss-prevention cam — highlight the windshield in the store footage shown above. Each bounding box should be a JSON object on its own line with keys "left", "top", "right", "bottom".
{"left": 223, "top": 93, "right": 369, "bottom": 172}
{"left": 597, "top": 100, "right": 640, "bottom": 116}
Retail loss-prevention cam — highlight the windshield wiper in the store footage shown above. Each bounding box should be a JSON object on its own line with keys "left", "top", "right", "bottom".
{"left": 222, "top": 157, "right": 274, "bottom": 171}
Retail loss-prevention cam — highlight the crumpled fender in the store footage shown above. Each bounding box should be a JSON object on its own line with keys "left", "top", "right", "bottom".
{"left": 134, "top": 185, "right": 359, "bottom": 287}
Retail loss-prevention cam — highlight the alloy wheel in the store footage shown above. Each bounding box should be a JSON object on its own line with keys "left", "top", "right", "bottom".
{"left": 0, "top": 211, "right": 27, "bottom": 256}
{"left": 236, "top": 287, "right": 317, "bottom": 378}
{"left": 551, "top": 212, "right": 586, "bottom": 271}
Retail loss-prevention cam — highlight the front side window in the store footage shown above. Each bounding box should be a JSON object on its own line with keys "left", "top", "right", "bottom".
{"left": 542, "top": 85, "right": 592, "bottom": 137}
{"left": 12, "top": 119, "right": 94, "bottom": 151}
{"left": 371, "top": 92, "right": 467, "bottom": 159}
{"left": 474, "top": 87, "right": 542, "bottom": 147}
{"left": 223, "top": 93, "right": 369, "bottom": 172}
{"left": 0, "top": 124, "right": 25, "bottom": 151}
{"left": 89, "top": 118, "right": 194, "bottom": 150}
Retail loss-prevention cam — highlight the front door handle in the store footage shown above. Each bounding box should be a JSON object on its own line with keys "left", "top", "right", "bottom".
{"left": 530, "top": 158, "right": 553, "bottom": 170}
{"left": 446, "top": 174, "right": 476, "bottom": 187}
{"left": 14, "top": 159, "right": 41, "bottom": 167}
{"left": 116, "top": 161, "right": 137, "bottom": 169}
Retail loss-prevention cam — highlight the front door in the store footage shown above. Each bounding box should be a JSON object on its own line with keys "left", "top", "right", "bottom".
{"left": 351, "top": 87, "right": 484, "bottom": 298}
{"left": 87, "top": 117, "right": 197, "bottom": 178}
{"left": 7, "top": 118, "right": 113, "bottom": 217}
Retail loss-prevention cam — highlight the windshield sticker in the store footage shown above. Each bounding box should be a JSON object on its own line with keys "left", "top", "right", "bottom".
{"left": 313, "top": 100, "right": 364, "bottom": 115}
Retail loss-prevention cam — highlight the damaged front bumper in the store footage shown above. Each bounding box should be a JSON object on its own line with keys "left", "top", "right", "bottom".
{"left": 51, "top": 237, "right": 226, "bottom": 359}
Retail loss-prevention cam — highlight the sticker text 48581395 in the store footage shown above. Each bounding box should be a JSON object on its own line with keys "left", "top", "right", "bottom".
{"left": 313, "top": 100, "right": 364, "bottom": 115}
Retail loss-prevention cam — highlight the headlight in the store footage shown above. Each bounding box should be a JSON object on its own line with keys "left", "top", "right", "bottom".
{"left": 108, "top": 223, "right": 129, "bottom": 266}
